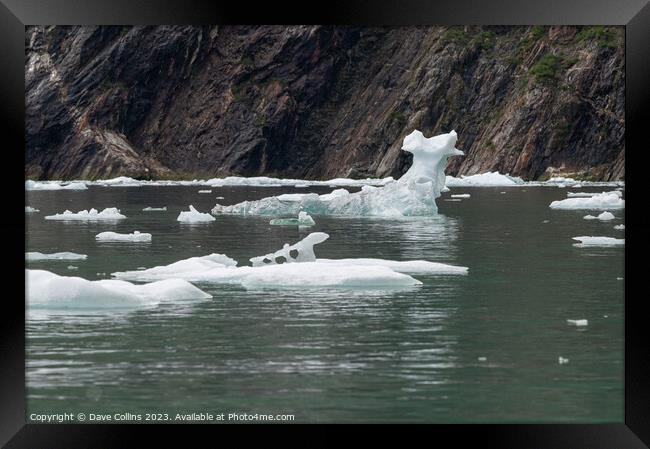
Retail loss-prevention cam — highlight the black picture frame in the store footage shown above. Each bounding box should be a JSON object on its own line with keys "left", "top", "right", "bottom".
{"left": 2, "top": 0, "right": 648, "bottom": 446}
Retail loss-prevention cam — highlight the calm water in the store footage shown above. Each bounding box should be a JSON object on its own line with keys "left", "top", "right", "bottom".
{"left": 25, "top": 185, "right": 624, "bottom": 423}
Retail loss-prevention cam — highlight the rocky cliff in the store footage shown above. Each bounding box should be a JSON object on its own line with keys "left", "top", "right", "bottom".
{"left": 25, "top": 25, "right": 625, "bottom": 181}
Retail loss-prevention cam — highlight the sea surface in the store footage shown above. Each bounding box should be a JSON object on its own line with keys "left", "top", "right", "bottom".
{"left": 25, "top": 185, "right": 624, "bottom": 423}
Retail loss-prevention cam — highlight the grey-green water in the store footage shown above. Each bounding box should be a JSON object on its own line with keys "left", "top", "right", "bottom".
{"left": 25, "top": 185, "right": 624, "bottom": 423}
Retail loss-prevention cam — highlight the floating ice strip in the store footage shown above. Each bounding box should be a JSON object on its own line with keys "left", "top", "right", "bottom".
{"left": 572, "top": 236, "right": 625, "bottom": 247}
{"left": 96, "top": 231, "right": 152, "bottom": 242}
{"left": 143, "top": 206, "right": 167, "bottom": 211}
{"left": 27, "top": 269, "right": 211, "bottom": 309}
{"left": 45, "top": 207, "right": 126, "bottom": 221}
{"left": 26, "top": 252, "right": 88, "bottom": 261}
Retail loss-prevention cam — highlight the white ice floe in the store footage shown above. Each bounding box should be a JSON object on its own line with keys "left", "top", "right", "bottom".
{"left": 142, "top": 206, "right": 167, "bottom": 211}
{"left": 317, "top": 258, "right": 468, "bottom": 275}
{"left": 558, "top": 356, "right": 570, "bottom": 365}
{"left": 67, "top": 265, "right": 78, "bottom": 270}
{"left": 549, "top": 192, "right": 624, "bottom": 210}
{"left": 445, "top": 172, "right": 524, "bottom": 187}
{"left": 198, "top": 190, "right": 212, "bottom": 193}
{"left": 567, "top": 319, "right": 588, "bottom": 327}
{"left": 269, "top": 211, "right": 316, "bottom": 227}
{"left": 583, "top": 211, "right": 615, "bottom": 221}
{"left": 212, "top": 130, "right": 463, "bottom": 217}
{"left": 113, "top": 232, "right": 466, "bottom": 288}
{"left": 26, "top": 252, "right": 88, "bottom": 261}
{"left": 566, "top": 190, "right": 622, "bottom": 198}
{"left": 95, "top": 176, "right": 142, "bottom": 187}
{"left": 45, "top": 207, "right": 126, "bottom": 221}
{"left": 27, "top": 269, "right": 211, "bottom": 309}
{"left": 25, "top": 206, "right": 40, "bottom": 213}
{"left": 450, "top": 194, "right": 470, "bottom": 199}
{"left": 95, "top": 231, "right": 152, "bottom": 242}
{"left": 572, "top": 236, "right": 625, "bottom": 247}
{"left": 177, "top": 205, "right": 215, "bottom": 223}
{"left": 614, "top": 224, "right": 625, "bottom": 230}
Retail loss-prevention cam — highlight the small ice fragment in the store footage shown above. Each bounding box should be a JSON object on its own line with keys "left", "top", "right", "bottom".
{"left": 558, "top": 356, "right": 569, "bottom": 365}
{"left": 295, "top": 184, "right": 309, "bottom": 188}
{"left": 215, "top": 196, "right": 225, "bottom": 200}
{"left": 177, "top": 205, "right": 216, "bottom": 223}
{"left": 583, "top": 215, "right": 597, "bottom": 220}
{"left": 451, "top": 194, "right": 470, "bottom": 198}
{"left": 614, "top": 224, "right": 625, "bottom": 230}
{"left": 567, "top": 319, "right": 588, "bottom": 326}
{"left": 478, "top": 357, "right": 487, "bottom": 361}
{"left": 96, "top": 231, "right": 152, "bottom": 242}
{"left": 616, "top": 277, "right": 623, "bottom": 281}
{"left": 198, "top": 190, "right": 212, "bottom": 193}
{"left": 67, "top": 265, "right": 78, "bottom": 270}
{"left": 25, "top": 206, "right": 40, "bottom": 213}
{"left": 500, "top": 192, "right": 506, "bottom": 194}
{"left": 444, "top": 199, "right": 462, "bottom": 202}
{"left": 143, "top": 206, "right": 167, "bottom": 211}
{"left": 542, "top": 220, "right": 550, "bottom": 223}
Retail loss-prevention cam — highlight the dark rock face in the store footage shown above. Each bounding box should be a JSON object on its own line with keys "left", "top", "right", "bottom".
{"left": 25, "top": 25, "right": 624, "bottom": 181}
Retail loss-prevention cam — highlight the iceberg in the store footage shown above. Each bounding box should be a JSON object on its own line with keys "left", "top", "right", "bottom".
{"left": 26, "top": 252, "right": 87, "bottom": 261}
{"left": 549, "top": 192, "right": 624, "bottom": 210}
{"left": 177, "top": 205, "right": 216, "bottom": 223}
{"left": 572, "top": 236, "right": 625, "bottom": 247}
{"left": 27, "top": 269, "right": 211, "bottom": 309}
{"left": 445, "top": 172, "right": 524, "bottom": 187}
{"left": 95, "top": 231, "right": 152, "bottom": 242}
{"left": 143, "top": 206, "right": 167, "bottom": 211}
{"left": 269, "top": 211, "right": 316, "bottom": 227}
{"left": 25, "top": 206, "right": 39, "bottom": 213}
{"left": 583, "top": 211, "right": 616, "bottom": 221}
{"left": 45, "top": 207, "right": 126, "bottom": 221}
{"left": 212, "top": 130, "right": 464, "bottom": 217}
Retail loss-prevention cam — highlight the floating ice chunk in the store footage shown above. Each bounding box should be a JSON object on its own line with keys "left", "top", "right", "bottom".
{"left": 445, "top": 172, "right": 524, "bottom": 187}
{"left": 177, "top": 205, "right": 215, "bottom": 223}
{"left": 317, "top": 258, "right": 468, "bottom": 275}
{"left": 25, "top": 206, "right": 39, "bottom": 213}
{"left": 206, "top": 176, "right": 393, "bottom": 188}
{"left": 67, "top": 265, "right": 78, "bottom": 270}
{"left": 250, "top": 232, "right": 329, "bottom": 266}
{"left": 96, "top": 231, "right": 152, "bottom": 242}
{"left": 198, "top": 190, "right": 212, "bottom": 193}
{"left": 614, "top": 224, "right": 625, "bottom": 230}
{"left": 27, "top": 269, "right": 211, "bottom": 309}
{"left": 444, "top": 199, "right": 462, "bottom": 202}
{"left": 45, "top": 207, "right": 126, "bottom": 221}
{"left": 238, "top": 263, "right": 420, "bottom": 289}
{"left": 572, "top": 236, "right": 625, "bottom": 247}
{"left": 451, "top": 194, "right": 470, "bottom": 199}
{"left": 112, "top": 253, "right": 238, "bottom": 281}
{"left": 61, "top": 182, "right": 88, "bottom": 190}
{"left": 549, "top": 192, "right": 624, "bottom": 210}
{"left": 295, "top": 184, "right": 309, "bottom": 188}
{"left": 215, "top": 196, "right": 224, "bottom": 200}
{"left": 26, "top": 252, "right": 87, "bottom": 261}
{"left": 269, "top": 211, "right": 316, "bottom": 227}
{"left": 26, "top": 180, "right": 62, "bottom": 191}
{"left": 143, "top": 206, "right": 167, "bottom": 211}
{"left": 584, "top": 211, "right": 615, "bottom": 221}
{"left": 500, "top": 191, "right": 506, "bottom": 194}
{"left": 478, "top": 357, "right": 487, "bottom": 362}
{"left": 558, "top": 356, "right": 570, "bottom": 365}
{"left": 567, "top": 319, "right": 588, "bottom": 326}
{"left": 213, "top": 130, "right": 463, "bottom": 217}
{"left": 567, "top": 190, "right": 622, "bottom": 198}
{"left": 97, "top": 176, "right": 142, "bottom": 187}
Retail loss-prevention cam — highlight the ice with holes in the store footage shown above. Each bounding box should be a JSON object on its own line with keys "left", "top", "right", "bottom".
{"left": 212, "top": 130, "right": 464, "bottom": 217}
{"left": 27, "top": 269, "right": 211, "bottom": 309}
{"left": 112, "top": 232, "right": 468, "bottom": 288}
